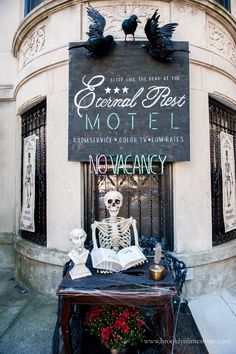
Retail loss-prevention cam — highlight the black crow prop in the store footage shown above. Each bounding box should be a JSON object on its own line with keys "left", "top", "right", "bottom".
{"left": 69, "top": 5, "right": 115, "bottom": 56}
{"left": 122, "top": 14, "right": 141, "bottom": 42}
{"left": 142, "top": 9, "right": 187, "bottom": 62}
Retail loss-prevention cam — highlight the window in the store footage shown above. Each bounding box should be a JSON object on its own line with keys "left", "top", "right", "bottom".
{"left": 24, "top": 0, "right": 45, "bottom": 16}
{"left": 20, "top": 100, "right": 47, "bottom": 246}
{"left": 209, "top": 97, "right": 236, "bottom": 245}
{"left": 215, "top": 0, "right": 231, "bottom": 12}
{"left": 84, "top": 163, "right": 174, "bottom": 251}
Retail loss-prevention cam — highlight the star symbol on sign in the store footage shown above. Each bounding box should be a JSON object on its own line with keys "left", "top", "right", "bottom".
{"left": 105, "top": 87, "right": 111, "bottom": 94}
{"left": 122, "top": 86, "right": 129, "bottom": 94}
{"left": 114, "top": 87, "right": 120, "bottom": 94}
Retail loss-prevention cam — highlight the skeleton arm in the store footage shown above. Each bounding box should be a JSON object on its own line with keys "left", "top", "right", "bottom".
{"left": 91, "top": 221, "right": 111, "bottom": 249}
{"left": 91, "top": 221, "right": 99, "bottom": 250}
{"left": 131, "top": 218, "right": 140, "bottom": 248}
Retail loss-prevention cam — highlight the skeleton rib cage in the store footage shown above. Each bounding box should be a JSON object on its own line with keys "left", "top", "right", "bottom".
{"left": 96, "top": 217, "right": 133, "bottom": 252}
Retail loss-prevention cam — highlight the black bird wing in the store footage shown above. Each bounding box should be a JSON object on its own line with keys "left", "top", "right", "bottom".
{"left": 122, "top": 18, "right": 129, "bottom": 32}
{"left": 159, "top": 23, "right": 178, "bottom": 39}
{"left": 145, "top": 9, "right": 178, "bottom": 48}
{"left": 87, "top": 5, "right": 106, "bottom": 38}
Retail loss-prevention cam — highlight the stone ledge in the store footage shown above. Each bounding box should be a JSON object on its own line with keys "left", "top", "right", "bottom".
{"left": 0, "top": 233, "right": 13, "bottom": 245}
{"left": 175, "top": 239, "right": 236, "bottom": 267}
{"left": 13, "top": 234, "right": 69, "bottom": 266}
{"left": 0, "top": 85, "right": 15, "bottom": 101}
{"left": 173, "top": 239, "right": 236, "bottom": 298}
{"left": 0, "top": 233, "right": 15, "bottom": 269}
{"left": 12, "top": 234, "right": 236, "bottom": 296}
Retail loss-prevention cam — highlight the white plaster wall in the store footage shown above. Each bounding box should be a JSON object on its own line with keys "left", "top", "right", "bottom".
{"left": 0, "top": 102, "right": 16, "bottom": 233}
{"left": 171, "top": 2, "right": 207, "bottom": 47}
{"left": 46, "top": 71, "right": 83, "bottom": 251}
{"left": 12, "top": 0, "right": 236, "bottom": 257}
{"left": 0, "top": 0, "right": 19, "bottom": 84}
{"left": 230, "top": 1, "right": 236, "bottom": 17}
{"left": 0, "top": 0, "right": 20, "bottom": 237}
{"left": 173, "top": 89, "right": 212, "bottom": 253}
{"left": 0, "top": 0, "right": 233, "bottom": 295}
{"left": 202, "top": 67, "right": 236, "bottom": 100}
{"left": 174, "top": 62, "right": 236, "bottom": 254}
{"left": 46, "top": 3, "right": 81, "bottom": 46}
{"left": 13, "top": 3, "right": 85, "bottom": 252}
{"left": 16, "top": 64, "right": 83, "bottom": 252}
{"left": 171, "top": 1, "right": 236, "bottom": 254}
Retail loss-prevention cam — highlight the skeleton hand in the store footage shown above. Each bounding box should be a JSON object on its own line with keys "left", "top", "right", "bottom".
{"left": 134, "top": 260, "right": 146, "bottom": 267}
{"left": 96, "top": 269, "right": 113, "bottom": 274}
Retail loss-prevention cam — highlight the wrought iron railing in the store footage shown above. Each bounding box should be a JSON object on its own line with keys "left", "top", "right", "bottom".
{"left": 84, "top": 162, "right": 174, "bottom": 251}
{"left": 209, "top": 97, "right": 236, "bottom": 245}
{"left": 20, "top": 100, "right": 47, "bottom": 246}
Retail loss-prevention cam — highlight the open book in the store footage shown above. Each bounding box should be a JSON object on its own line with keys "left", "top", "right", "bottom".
{"left": 91, "top": 245, "right": 147, "bottom": 272}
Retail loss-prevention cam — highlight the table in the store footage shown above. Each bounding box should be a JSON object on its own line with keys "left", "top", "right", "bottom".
{"left": 57, "top": 260, "right": 176, "bottom": 354}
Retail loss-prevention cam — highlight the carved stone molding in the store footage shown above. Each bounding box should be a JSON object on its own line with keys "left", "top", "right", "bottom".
{"left": 19, "top": 26, "right": 45, "bottom": 69}
{"left": 12, "top": 0, "right": 236, "bottom": 58}
{"left": 208, "top": 22, "right": 236, "bottom": 66}
{"left": 82, "top": 4, "right": 165, "bottom": 40}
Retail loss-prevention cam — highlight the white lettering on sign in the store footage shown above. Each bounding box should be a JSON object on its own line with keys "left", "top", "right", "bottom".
{"left": 73, "top": 75, "right": 187, "bottom": 118}
{"left": 89, "top": 154, "right": 167, "bottom": 175}
{"left": 142, "top": 86, "right": 186, "bottom": 108}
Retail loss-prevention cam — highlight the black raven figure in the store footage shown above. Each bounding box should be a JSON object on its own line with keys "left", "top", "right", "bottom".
{"left": 142, "top": 9, "right": 185, "bottom": 62}
{"left": 122, "top": 14, "right": 141, "bottom": 42}
{"left": 69, "top": 5, "right": 115, "bottom": 56}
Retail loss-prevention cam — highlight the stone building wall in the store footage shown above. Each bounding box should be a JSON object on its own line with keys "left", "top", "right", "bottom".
{"left": 0, "top": 0, "right": 235, "bottom": 296}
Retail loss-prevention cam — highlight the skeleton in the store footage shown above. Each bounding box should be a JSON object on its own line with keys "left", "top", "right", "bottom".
{"left": 91, "top": 190, "right": 140, "bottom": 253}
{"left": 25, "top": 152, "right": 33, "bottom": 208}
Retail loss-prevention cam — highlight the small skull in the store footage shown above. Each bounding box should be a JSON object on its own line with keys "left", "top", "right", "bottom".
{"left": 104, "top": 191, "right": 123, "bottom": 218}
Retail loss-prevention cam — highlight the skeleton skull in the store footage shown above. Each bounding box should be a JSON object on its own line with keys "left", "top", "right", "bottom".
{"left": 91, "top": 190, "right": 144, "bottom": 272}
{"left": 104, "top": 191, "right": 123, "bottom": 218}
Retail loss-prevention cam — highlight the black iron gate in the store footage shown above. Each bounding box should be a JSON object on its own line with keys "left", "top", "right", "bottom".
{"left": 84, "top": 163, "right": 173, "bottom": 251}
{"left": 19, "top": 100, "right": 47, "bottom": 246}
{"left": 209, "top": 96, "right": 236, "bottom": 245}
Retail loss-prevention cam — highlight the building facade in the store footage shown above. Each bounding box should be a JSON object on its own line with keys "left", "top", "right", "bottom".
{"left": 0, "top": 0, "right": 236, "bottom": 296}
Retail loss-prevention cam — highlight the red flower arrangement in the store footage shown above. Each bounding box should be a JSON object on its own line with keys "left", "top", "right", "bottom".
{"left": 85, "top": 305, "right": 146, "bottom": 351}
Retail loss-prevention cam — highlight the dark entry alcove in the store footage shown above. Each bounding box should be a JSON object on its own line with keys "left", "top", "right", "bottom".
{"left": 19, "top": 99, "right": 47, "bottom": 246}
{"left": 83, "top": 162, "right": 173, "bottom": 251}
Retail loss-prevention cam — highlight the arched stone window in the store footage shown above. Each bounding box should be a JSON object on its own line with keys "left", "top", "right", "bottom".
{"left": 19, "top": 100, "right": 47, "bottom": 246}
{"left": 24, "top": 0, "right": 45, "bottom": 16}
{"left": 209, "top": 96, "right": 236, "bottom": 245}
{"left": 215, "top": 0, "right": 231, "bottom": 12}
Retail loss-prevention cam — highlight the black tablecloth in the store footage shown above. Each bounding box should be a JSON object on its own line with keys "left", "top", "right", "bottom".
{"left": 58, "top": 257, "right": 175, "bottom": 291}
